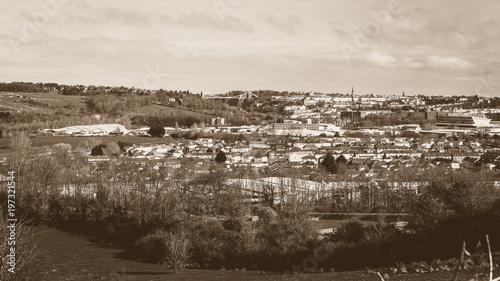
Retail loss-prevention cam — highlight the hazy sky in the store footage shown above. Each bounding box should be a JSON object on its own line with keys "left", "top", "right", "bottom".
{"left": 1, "top": 0, "right": 500, "bottom": 96}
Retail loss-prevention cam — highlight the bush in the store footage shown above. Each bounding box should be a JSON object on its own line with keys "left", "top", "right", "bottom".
{"left": 223, "top": 218, "right": 242, "bottom": 233}
{"left": 162, "top": 231, "right": 192, "bottom": 273}
{"left": 148, "top": 126, "right": 166, "bottom": 138}
{"left": 332, "top": 219, "right": 366, "bottom": 243}
{"left": 90, "top": 144, "right": 106, "bottom": 156}
{"left": 136, "top": 230, "right": 169, "bottom": 263}
{"left": 0, "top": 215, "right": 40, "bottom": 280}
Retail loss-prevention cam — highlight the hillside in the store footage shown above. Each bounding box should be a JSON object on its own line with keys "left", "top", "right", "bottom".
{"left": 0, "top": 89, "right": 247, "bottom": 135}
{"left": 0, "top": 91, "right": 86, "bottom": 114}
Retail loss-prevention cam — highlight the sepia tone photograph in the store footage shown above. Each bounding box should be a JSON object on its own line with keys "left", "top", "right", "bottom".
{"left": 1, "top": 0, "right": 500, "bottom": 280}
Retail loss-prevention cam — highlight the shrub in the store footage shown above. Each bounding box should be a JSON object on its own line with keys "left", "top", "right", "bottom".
{"left": 136, "top": 230, "right": 169, "bottom": 263}
{"left": 162, "top": 231, "right": 192, "bottom": 273}
{"left": 148, "top": 126, "right": 165, "bottom": 138}
{"left": 0, "top": 215, "right": 40, "bottom": 281}
{"left": 90, "top": 144, "right": 106, "bottom": 156}
{"left": 222, "top": 218, "right": 242, "bottom": 233}
{"left": 332, "top": 218, "right": 366, "bottom": 243}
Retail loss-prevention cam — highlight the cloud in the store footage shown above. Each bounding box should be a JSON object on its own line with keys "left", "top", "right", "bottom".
{"left": 260, "top": 12, "right": 303, "bottom": 34}
{"left": 402, "top": 57, "right": 423, "bottom": 69}
{"left": 64, "top": 4, "right": 254, "bottom": 34}
{"left": 427, "top": 55, "right": 471, "bottom": 70}
{"left": 366, "top": 52, "right": 396, "bottom": 67}
{"left": 171, "top": 10, "right": 254, "bottom": 33}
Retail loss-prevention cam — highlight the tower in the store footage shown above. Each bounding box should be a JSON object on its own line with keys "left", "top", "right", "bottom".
{"left": 351, "top": 86, "right": 355, "bottom": 105}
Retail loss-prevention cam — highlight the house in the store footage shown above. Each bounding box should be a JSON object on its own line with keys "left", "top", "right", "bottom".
{"left": 289, "top": 151, "right": 314, "bottom": 163}
{"left": 301, "top": 154, "right": 318, "bottom": 165}
{"left": 230, "top": 144, "right": 252, "bottom": 153}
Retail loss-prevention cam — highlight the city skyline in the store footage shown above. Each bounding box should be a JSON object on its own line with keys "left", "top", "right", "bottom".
{"left": 1, "top": 0, "right": 500, "bottom": 96}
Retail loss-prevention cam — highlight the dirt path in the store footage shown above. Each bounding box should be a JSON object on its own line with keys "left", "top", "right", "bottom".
{"left": 30, "top": 226, "right": 487, "bottom": 281}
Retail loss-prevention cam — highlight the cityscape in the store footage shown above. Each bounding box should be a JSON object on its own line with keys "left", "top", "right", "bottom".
{"left": 1, "top": 0, "right": 500, "bottom": 280}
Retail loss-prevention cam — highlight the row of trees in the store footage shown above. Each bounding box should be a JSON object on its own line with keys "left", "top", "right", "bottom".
{"left": 85, "top": 93, "right": 156, "bottom": 116}
{"left": 0, "top": 82, "right": 56, "bottom": 93}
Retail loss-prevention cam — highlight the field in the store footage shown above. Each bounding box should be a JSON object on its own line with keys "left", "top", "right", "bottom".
{"left": 29, "top": 225, "right": 488, "bottom": 281}
{"left": 0, "top": 136, "right": 171, "bottom": 149}
{"left": 0, "top": 91, "right": 212, "bottom": 122}
{"left": 0, "top": 92, "right": 86, "bottom": 114}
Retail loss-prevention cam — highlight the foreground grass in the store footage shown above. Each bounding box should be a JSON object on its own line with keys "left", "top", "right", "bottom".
{"left": 26, "top": 226, "right": 492, "bottom": 281}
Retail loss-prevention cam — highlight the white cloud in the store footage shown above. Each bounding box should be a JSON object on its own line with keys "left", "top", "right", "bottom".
{"left": 366, "top": 52, "right": 396, "bottom": 67}
{"left": 259, "top": 12, "right": 303, "bottom": 34}
{"left": 427, "top": 55, "right": 470, "bottom": 70}
{"left": 403, "top": 57, "right": 423, "bottom": 69}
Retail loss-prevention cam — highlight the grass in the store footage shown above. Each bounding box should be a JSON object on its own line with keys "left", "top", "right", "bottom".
{"left": 311, "top": 219, "right": 377, "bottom": 230}
{"left": 0, "top": 91, "right": 85, "bottom": 114}
{"left": 27, "top": 225, "right": 489, "bottom": 281}
{"left": 0, "top": 136, "right": 171, "bottom": 148}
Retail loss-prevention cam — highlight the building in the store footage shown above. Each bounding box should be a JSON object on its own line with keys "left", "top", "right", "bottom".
{"left": 436, "top": 113, "right": 492, "bottom": 128}
{"left": 340, "top": 111, "right": 366, "bottom": 119}
{"left": 211, "top": 117, "right": 225, "bottom": 126}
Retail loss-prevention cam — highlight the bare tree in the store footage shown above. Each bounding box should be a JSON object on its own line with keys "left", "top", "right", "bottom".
{"left": 0, "top": 214, "right": 39, "bottom": 280}
{"left": 162, "top": 231, "right": 192, "bottom": 273}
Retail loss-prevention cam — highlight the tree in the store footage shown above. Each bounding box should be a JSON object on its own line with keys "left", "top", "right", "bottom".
{"left": 91, "top": 144, "right": 106, "bottom": 156}
{"left": 162, "top": 231, "right": 191, "bottom": 273}
{"left": 9, "top": 133, "right": 32, "bottom": 206}
{"left": 103, "top": 142, "right": 121, "bottom": 157}
{"left": 148, "top": 126, "right": 166, "bottom": 138}
{"left": 320, "top": 152, "right": 337, "bottom": 174}
{"left": 336, "top": 154, "right": 347, "bottom": 165}
{"left": 215, "top": 150, "right": 227, "bottom": 163}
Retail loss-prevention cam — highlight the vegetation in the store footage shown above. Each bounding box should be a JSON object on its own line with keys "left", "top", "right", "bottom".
{"left": 215, "top": 151, "right": 227, "bottom": 163}
{"left": 148, "top": 126, "right": 166, "bottom": 138}
{"left": 2, "top": 130, "right": 500, "bottom": 277}
{"left": 0, "top": 215, "right": 39, "bottom": 281}
{"left": 320, "top": 152, "right": 337, "bottom": 174}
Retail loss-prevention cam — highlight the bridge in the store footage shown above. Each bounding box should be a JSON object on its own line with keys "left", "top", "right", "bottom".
{"left": 202, "top": 92, "right": 258, "bottom": 100}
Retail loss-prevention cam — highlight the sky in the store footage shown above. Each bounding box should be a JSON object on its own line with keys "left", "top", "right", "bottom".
{"left": 1, "top": 0, "right": 500, "bottom": 96}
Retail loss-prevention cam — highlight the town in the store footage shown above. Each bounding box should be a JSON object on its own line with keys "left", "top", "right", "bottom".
{"left": 24, "top": 86, "right": 500, "bottom": 175}
{"left": 1, "top": 83, "right": 500, "bottom": 279}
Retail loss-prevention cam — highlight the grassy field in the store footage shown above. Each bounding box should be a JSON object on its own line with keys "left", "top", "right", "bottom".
{"left": 0, "top": 92, "right": 85, "bottom": 114}
{"left": 27, "top": 225, "right": 490, "bottom": 281}
{"left": 0, "top": 136, "right": 171, "bottom": 149}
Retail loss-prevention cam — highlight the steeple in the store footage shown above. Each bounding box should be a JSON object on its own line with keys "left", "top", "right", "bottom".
{"left": 351, "top": 86, "right": 354, "bottom": 103}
